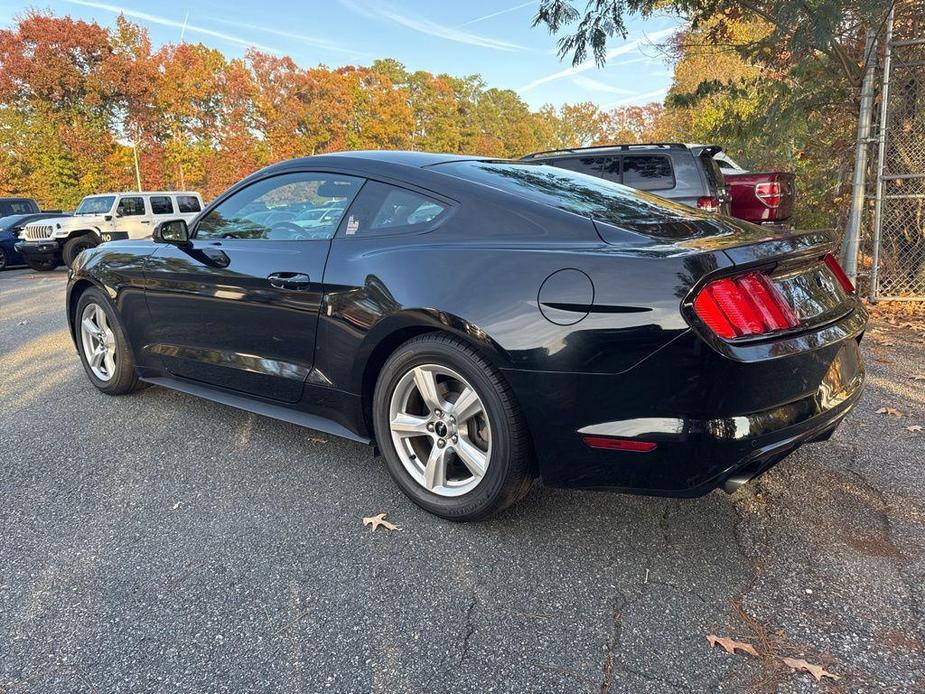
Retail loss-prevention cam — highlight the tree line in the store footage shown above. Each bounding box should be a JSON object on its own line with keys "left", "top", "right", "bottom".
{"left": 1, "top": 7, "right": 883, "bottom": 229}
{"left": 0, "top": 12, "right": 664, "bottom": 210}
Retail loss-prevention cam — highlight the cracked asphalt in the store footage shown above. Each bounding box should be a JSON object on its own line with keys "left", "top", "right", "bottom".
{"left": 1, "top": 267, "right": 923, "bottom": 693}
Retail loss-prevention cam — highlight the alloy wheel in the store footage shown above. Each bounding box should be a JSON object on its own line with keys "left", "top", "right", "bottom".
{"left": 388, "top": 364, "right": 491, "bottom": 497}
{"left": 79, "top": 303, "right": 117, "bottom": 381}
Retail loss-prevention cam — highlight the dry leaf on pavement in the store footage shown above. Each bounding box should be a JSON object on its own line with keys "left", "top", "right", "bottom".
{"left": 706, "top": 634, "right": 758, "bottom": 657}
{"left": 781, "top": 656, "right": 839, "bottom": 681}
{"left": 363, "top": 513, "right": 400, "bottom": 532}
{"left": 911, "top": 374, "right": 925, "bottom": 381}
{"left": 876, "top": 407, "right": 903, "bottom": 417}
{"left": 907, "top": 425, "right": 923, "bottom": 433}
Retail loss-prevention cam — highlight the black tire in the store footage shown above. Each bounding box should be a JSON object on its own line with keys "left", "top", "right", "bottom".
{"left": 0, "top": 247, "right": 7, "bottom": 271}
{"left": 75, "top": 287, "right": 144, "bottom": 395}
{"left": 63, "top": 235, "right": 98, "bottom": 267}
{"left": 373, "top": 334, "right": 534, "bottom": 521}
{"left": 25, "top": 256, "right": 58, "bottom": 271}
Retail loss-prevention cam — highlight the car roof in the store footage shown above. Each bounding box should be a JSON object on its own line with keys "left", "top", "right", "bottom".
{"left": 264, "top": 150, "right": 483, "bottom": 173}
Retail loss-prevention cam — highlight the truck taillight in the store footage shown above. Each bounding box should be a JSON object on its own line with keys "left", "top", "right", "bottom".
{"left": 754, "top": 182, "right": 782, "bottom": 207}
{"left": 697, "top": 196, "right": 720, "bottom": 213}
{"left": 823, "top": 253, "right": 855, "bottom": 294}
{"left": 693, "top": 272, "right": 798, "bottom": 339}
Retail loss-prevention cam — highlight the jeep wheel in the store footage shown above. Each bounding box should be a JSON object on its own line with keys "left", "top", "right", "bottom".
{"left": 63, "top": 235, "right": 98, "bottom": 267}
{"left": 75, "top": 287, "right": 144, "bottom": 395}
{"left": 25, "top": 257, "right": 58, "bottom": 272}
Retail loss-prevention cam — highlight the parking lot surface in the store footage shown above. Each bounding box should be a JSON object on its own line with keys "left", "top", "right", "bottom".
{"left": 1, "top": 267, "right": 923, "bottom": 693}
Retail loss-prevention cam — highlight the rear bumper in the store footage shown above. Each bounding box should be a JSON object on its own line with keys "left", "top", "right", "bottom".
{"left": 504, "top": 326, "right": 865, "bottom": 496}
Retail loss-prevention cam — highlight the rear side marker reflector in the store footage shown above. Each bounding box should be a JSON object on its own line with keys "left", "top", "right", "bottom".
{"left": 823, "top": 253, "right": 855, "bottom": 294}
{"left": 693, "top": 272, "right": 798, "bottom": 339}
{"left": 582, "top": 436, "right": 657, "bottom": 453}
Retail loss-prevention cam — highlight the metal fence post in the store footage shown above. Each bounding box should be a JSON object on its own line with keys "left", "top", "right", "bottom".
{"left": 841, "top": 29, "right": 879, "bottom": 283}
{"left": 869, "top": 6, "right": 895, "bottom": 301}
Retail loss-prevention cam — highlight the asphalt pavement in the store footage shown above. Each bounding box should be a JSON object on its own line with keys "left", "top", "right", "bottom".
{"left": 1, "top": 267, "right": 923, "bottom": 693}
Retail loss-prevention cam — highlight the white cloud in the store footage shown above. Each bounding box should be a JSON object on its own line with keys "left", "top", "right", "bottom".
{"left": 459, "top": 1, "right": 536, "bottom": 27}
{"left": 61, "top": 0, "right": 279, "bottom": 52}
{"left": 603, "top": 87, "right": 669, "bottom": 109}
{"left": 340, "top": 0, "right": 526, "bottom": 52}
{"left": 517, "top": 27, "right": 676, "bottom": 92}
{"left": 571, "top": 75, "right": 632, "bottom": 95}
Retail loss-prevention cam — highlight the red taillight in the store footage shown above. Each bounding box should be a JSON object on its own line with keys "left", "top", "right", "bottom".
{"left": 582, "top": 436, "right": 657, "bottom": 453}
{"left": 697, "top": 196, "right": 720, "bottom": 213}
{"left": 693, "top": 272, "right": 798, "bottom": 340}
{"left": 755, "top": 182, "right": 783, "bottom": 207}
{"left": 823, "top": 253, "right": 855, "bottom": 294}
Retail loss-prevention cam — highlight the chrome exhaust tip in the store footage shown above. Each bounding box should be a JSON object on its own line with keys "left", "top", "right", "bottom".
{"left": 723, "top": 475, "right": 752, "bottom": 494}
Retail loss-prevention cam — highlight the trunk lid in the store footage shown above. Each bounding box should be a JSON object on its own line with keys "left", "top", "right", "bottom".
{"left": 596, "top": 217, "right": 851, "bottom": 336}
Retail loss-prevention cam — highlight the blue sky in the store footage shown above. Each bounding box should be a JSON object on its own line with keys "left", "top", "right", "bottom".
{"left": 2, "top": 0, "right": 682, "bottom": 109}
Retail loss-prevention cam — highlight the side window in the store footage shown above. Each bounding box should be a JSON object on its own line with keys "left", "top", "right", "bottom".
{"left": 621, "top": 155, "right": 675, "bottom": 191}
{"left": 177, "top": 195, "right": 201, "bottom": 213}
{"left": 117, "top": 196, "right": 146, "bottom": 216}
{"left": 196, "top": 173, "right": 363, "bottom": 241}
{"left": 599, "top": 156, "right": 621, "bottom": 183}
{"left": 342, "top": 181, "right": 448, "bottom": 237}
{"left": 548, "top": 157, "right": 602, "bottom": 177}
{"left": 150, "top": 196, "right": 174, "bottom": 215}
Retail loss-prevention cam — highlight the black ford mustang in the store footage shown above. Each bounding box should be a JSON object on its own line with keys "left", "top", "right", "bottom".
{"left": 67, "top": 151, "right": 866, "bottom": 520}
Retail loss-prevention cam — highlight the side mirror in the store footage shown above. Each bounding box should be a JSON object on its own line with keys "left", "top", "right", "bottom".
{"left": 114, "top": 210, "right": 124, "bottom": 218}
{"left": 153, "top": 219, "right": 190, "bottom": 245}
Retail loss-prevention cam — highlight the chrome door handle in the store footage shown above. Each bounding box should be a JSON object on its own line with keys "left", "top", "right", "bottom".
{"left": 268, "top": 272, "right": 311, "bottom": 290}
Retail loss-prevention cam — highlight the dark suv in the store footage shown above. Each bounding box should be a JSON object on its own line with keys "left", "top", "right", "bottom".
{"left": 521, "top": 143, "right": 731, "bottom": 215}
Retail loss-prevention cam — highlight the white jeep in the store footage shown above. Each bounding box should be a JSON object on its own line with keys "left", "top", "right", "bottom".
{"left": 16, "top": 191, "right": 203, "bottom": 271}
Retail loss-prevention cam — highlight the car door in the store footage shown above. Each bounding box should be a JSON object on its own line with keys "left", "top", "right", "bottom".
{"left": 114, "top": 195, "right": 152, "bottom": 238}
{"left": 142, "top": 171, "right": 364, "bottom": 403}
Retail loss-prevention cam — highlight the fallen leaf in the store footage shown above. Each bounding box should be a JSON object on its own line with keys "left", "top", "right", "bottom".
{"left": 706, "top": 634, "right": 758, "bottom": 657}
{"left": 172, "top": 501, "right": 182, "bottom": 510}
{"left": 876, "top": 407, "right": 903, "bottom": 417}
{"left": 308, "top": 436, "right": 327, "bottom": 444}
{"left": 363, "top": 513, "right": 400, "bottom": 532}
{"left": 907, "top": 425, "right": 923, "bottom": 433}
{"left": 876, "top": 341, "right": 896, "bottom": 347}
{"left": 911, "top": 374, "right": 925, "bottom": 381}
{"left": 781, "top": 656, "right": 839, "bottom": 681}
{"left": 875, "top": 358, "right": 894, "bottom": 364}
{"left": 18, "top": 320, "right": 27, "bottom": 326}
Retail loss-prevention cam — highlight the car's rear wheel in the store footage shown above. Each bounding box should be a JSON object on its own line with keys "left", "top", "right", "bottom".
{"left": 25, "top": 257, "right": 58, "bottom": 271}
{"left": 75, "top": 287, "right": 143, "bottom": 395}
{"left": 0, "top": 248, "right": 8, "bottom": 271}
{"left": 63, "top": 235, "right": 97, "bottom": 267}
{"left": 373, "top": 334, "right": 533, "bottom": 521}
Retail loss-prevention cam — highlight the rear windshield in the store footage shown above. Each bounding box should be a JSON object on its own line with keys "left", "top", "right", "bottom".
{"left": 434, "top": 160, "right": 705, "bottom": 226}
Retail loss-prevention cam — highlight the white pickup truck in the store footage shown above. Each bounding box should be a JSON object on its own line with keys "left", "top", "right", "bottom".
{"left": 16, "top": 191, "right": 203, "bottom": 271}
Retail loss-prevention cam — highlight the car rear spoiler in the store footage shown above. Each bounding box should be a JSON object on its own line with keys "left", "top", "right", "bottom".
{"left": 689, "top": 145, "right": 723, "bottom": 158}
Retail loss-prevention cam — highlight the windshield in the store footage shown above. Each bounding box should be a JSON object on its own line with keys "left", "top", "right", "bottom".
{"left": 75, "top": 196, "right": 116, "bottom": 215}
{"left": 434, "top": 160, "right": 707, "bottom": 226}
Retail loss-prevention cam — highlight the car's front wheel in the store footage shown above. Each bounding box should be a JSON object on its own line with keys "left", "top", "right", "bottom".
{"left": 373, "top": 334, "right": 533, "bottom": 521}
{"left": 75, "top": 287, "right": 143, "bottom": 395}
{"left": 0, "top": 248, "right": 8, "bottom": 271}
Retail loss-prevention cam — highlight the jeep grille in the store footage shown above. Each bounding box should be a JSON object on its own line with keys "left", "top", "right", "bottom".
{"left": 23, "top": 225, "right": 54, "bottom": 240}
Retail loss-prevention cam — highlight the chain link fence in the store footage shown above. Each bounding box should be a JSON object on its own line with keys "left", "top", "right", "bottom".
{"left": 871, "top": 1, "right": 925, "bottom": 300}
